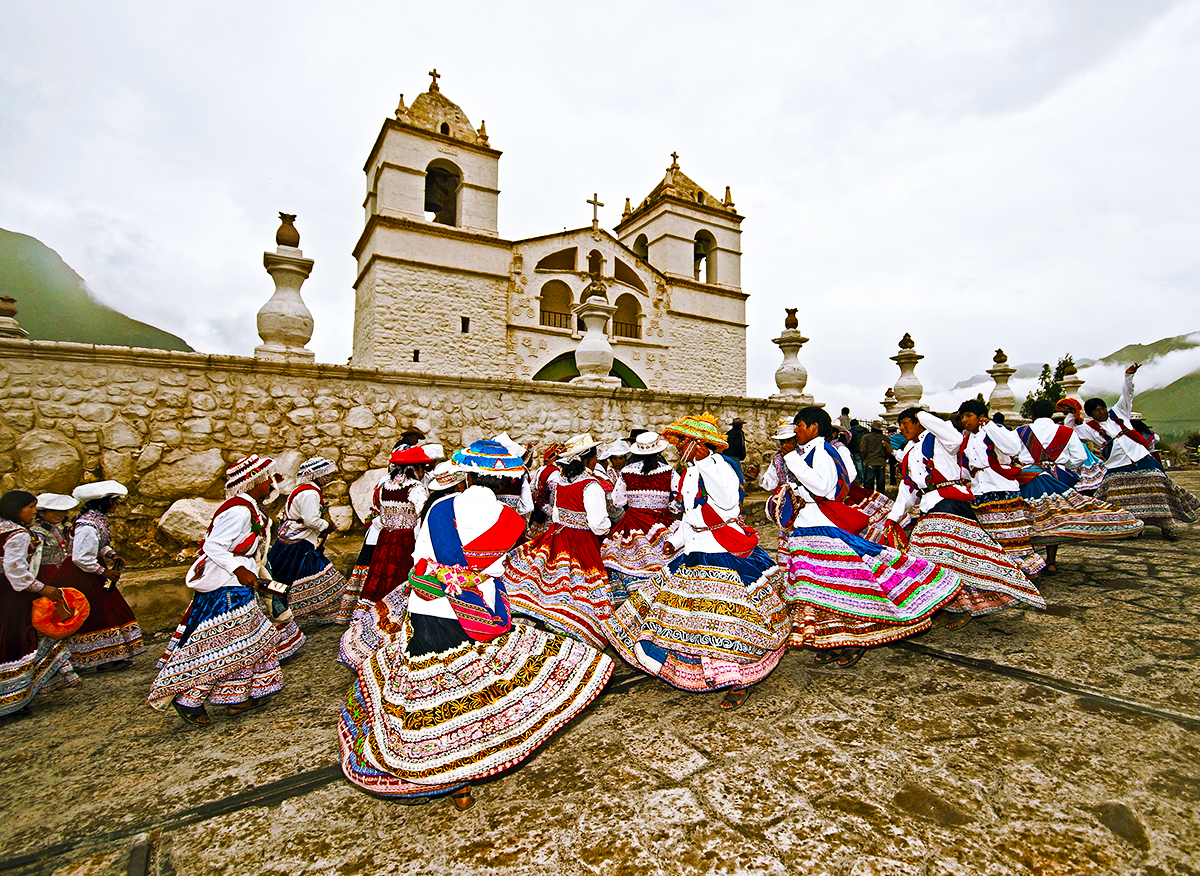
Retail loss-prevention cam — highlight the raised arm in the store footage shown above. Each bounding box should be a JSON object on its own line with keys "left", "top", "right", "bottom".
{"left": 917, "top": 410, "right": 963, "bottom": 452}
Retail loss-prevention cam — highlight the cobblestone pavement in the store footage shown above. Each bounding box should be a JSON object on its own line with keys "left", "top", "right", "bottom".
{"left": 2, "top": 474, "right": 1199, "bottom": 876}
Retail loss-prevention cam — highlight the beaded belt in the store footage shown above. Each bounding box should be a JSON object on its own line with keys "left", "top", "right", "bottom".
{"left": 555, "top": 508, "right": 590, "bottom": 529}
{"left": 628, "top": 494, "right": 668, "bottom": 510}
{"left": 380, "top": 505, "right": 418, "bottom": 529}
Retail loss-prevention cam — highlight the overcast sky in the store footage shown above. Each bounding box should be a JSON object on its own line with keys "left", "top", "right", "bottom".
{"left": 2, "top": 1, "right": 1197, "bottom": 417}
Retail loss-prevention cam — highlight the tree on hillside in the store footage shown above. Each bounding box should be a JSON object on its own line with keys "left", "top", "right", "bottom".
{"left": 1020, "top": 354, "right": 1075, "bottom": 418}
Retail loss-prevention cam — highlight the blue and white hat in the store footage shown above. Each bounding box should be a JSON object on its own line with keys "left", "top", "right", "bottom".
{"left": 451, "top": 439, "right": 526, "bottom": 478}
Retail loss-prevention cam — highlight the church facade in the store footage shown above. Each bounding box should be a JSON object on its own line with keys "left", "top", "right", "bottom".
{"left": 351, "top": 73, "right": 748, "bottom": 396}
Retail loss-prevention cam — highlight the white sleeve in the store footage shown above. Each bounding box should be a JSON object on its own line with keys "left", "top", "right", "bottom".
{"left": 1063, "top": 432, "right": 1089, "bottom": 468}
{"left": 409, "top": 482, "right": 429, "bottom": 516}
{"left": 201, "top": 507, "right": 253, "bottom": 576}
{"left": 516, "top": 478, "right": 534, "bottom": 515}
{"left": 1113, "top": 372, "right": 1135, "bottom": 421}
{"left": 917, "top": 411, "right": 965, "bottom": 452}
{"left": 583, "top": 482, "right": 612, "bottom": 536}
{"left": 294, "top": 490, "right": 328, "bottom": 534}
{"left": 71, "top": 526, "right": 104, "bottom": 573}
{"left": 610, "top": 473, "right": 628, "bottom": 509}
{"left": 4, "top": 531, "right": 41, "bottom": 592}
{"left": 983, "top": 421, "right": 1022, "bottom": 457}
{"left": 759, "top": 462, "right": 780, "bottom": 492}
{"left": 887, "top": 480, "right": 917, "bottom": 522}
{"left": 783, "top": 447, "right": 838, "bottom": 500}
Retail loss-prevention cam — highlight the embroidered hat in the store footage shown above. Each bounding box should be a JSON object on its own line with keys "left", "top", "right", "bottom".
{"left": 541, "top": 443, "right": 562, "bottom": 464}
{"left": 427, "top": 460, "right": 468, "bottom": 492}
{"left": 629, "top": 431, "right": 670, "bottom": 455}
{"left": 598, "top": 439, "right": 631, "bottom": 461}
{"left": 492, "top": 433, "right": 525, "bottom": 457}
{"left": 771, "top": 420, "right": 795, "bottom": 441}
{"left": 36, "top": 493, "right": 79, "bottom": 512}
{"left": 297, "top": 456, "right": 336, "bottom": 484}
{"left": 451, "top": 439, "right": 526, "bottom": 477}
{"left": 391, "top": 445, "right": 437, "bottom": 466}
{"left": 224, "top": 455, "right": 276, "bottom": 498}
{"left": 557, "top": 433, "right": 600, "bottom": 463}
{"left": 663, "top": 412, "right": 728, "bottom": 452}
{"left": 72, "top": 480, "right": 129, "bottom": 503}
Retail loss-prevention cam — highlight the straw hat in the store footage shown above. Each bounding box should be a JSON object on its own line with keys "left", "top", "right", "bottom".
{"left": 771, "top": 420, "right": 795, "bottom": 441}
{"left": 297, "top": 456, "right": 336, "bottom": 483}
{"left": 557, "top": 433, "right": 600, "bottom": 463}
{"left": 662, "top": 413, "right": 728, "bottom": 452}
{"left": 427, "top": 460, "right": 468, "bottom": 492}
{"left": 629, "top": 431, "right": 671, "bottom": 455}
{"left": 598, "top": 439, "right": 631, "bottom": 461}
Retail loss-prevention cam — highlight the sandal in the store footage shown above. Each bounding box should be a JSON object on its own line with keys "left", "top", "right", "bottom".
{"left": 172, "top": 699, "right": 211, "bottom": 727}
{"left": 450, "top": 787, "right": 475, "bottom": 811}
{"left": 943, "top": 613, "right": 971, "bottom": 632}
{"left": 834, "top": 647, "right": 866, "bottom": 669}
{"left": 226, "top": 697, "right": 267, "bottom": 717}
{"left": 719, "top": 688, "right": 750, "bottom": 710}
{"left": 813, "top": 649, "right": 840, "bottom": 665}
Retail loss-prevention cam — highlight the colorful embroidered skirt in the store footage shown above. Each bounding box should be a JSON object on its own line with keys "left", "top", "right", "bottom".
{"left": 784, "top": 526, "right": 961, "bottom": 629}
{"left": 336, "top": 534, "right": 376, "bottom": 625}
{"left": 604, "top": 548, "right": 789, "bottom": 692}
{"left": 338, "top": 582, "right": 408, "bottom": 670}
{"left": 907, "top": 512, "right": 1044, "bottom": 615}
{"left": 601, "top": 508, "right": 679, "bottom": 604}
{"left": 148, "top": 586, "right": 283, "bottom": 711}
{"left": 848, "top": 484, "right": 894, "bottom": 544}
{"left": 338, "top": 616, "right": 612, "bottom": 798}
{"left": 786, "top": 603, "right": 934, "bottom": 649}
{"left": 0, "top": 584, "right": 79, "bottom": 716}
{"left": 1019, "top": 473, "right": 1144, "bottom": 544}
{"left": 503, "top": 526, "right": 614, "bottom": 649}
{"left": 1096, "top": 461, "right": 1200, "bottom": 533}
{"left": 53, "top": 565, "right": 145, "bottom": 669}
{"left": 971, "top": 492, "right": 1047, "bottom": 577}
{"left": 359, "top": 527, "right": 417, "bottom": 604}
{"left": 266, "top": 539, "right": 346, "bottom": 624}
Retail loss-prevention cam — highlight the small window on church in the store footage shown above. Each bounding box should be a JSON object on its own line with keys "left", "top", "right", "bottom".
{"left": 587, "top": 250, "right": 603, "bottom": 277}
{"left": 538, "top": 280, "right": 573, "bottom": 330}
{"left": 694, "top": 231, "right": 716, "bottom": 284}
{"left": 424, "top": 160, "right": 461, "bottom": 227}
{"left": 614, "top": 293, "right": 641, "bottom": 340}
{"left": 461, "top": 317, "right": 470, "bottom": 333}
{"left": 696, "top": 191, "right": 705, "bottom": 204}
{"left": 440, "top": 122, "right": 450, "bottom": 135}
{"left": 632, "top": 234, "right": 648, "bottom": 261}
{"left": 413, "top": 350, "right": 420, "bottom": 362}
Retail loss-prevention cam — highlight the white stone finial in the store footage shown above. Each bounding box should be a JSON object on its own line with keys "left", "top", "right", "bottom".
{"left": 570, "top": 278, "right": 621, "bottom": 387}
{"left": 891, "top": 333, "right": 924, "bottom": 409}
{"left": 255, "top": 213, "right": 315, "bottom": 363}
{"left": 987, "top": 348, "right": 1018, "bottom": 415}
{"left": 1060, "top": 360, "right": 1085, "bottom": 402}
{"left": 770, "top": 308, "right": 816, "bottom": 403}
{"left": 0, "top": 296, "right": 29, "bottom": 339}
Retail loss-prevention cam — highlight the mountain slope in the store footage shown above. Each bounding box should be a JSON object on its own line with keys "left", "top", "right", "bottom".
{"left": 1099, "top": 334, "right": 1200, "bottom": 365}
{"left": 1135, "top": 373, "right": 1200, "bottom": 439}
{"left": 0, "top": 228, "right": 192, "bottom": 351}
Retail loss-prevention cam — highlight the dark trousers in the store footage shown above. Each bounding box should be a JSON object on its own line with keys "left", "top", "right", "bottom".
{"left": 862, "top": 466, "right": 887, "bottom": 492}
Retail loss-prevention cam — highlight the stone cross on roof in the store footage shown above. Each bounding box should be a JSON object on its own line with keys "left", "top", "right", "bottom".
{"left": 669, "top": 151, "right": 680, "bottom": 168}
{"left": 588, "top": 193, "right": 604, "bottom": 229}
{"left": 428, "top": 68, "right": 441, "bottom": 92}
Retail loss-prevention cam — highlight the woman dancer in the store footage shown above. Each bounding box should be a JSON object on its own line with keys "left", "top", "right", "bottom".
{"left": 338, "top": 475, "right": 612, "bottom": 809}
{"left": 605, "top": 413, "right": 790, "bottom": 709}
{"left": 355, "top": 445, "right": 433, "bottom": 610}
{"left": 30, "top": 493, "right": 78, "bottom": 583}
{"left": 0, "top": 491, "right": 79, "bottom": 718}
{"left": 602, "top": 431, "right": 680, "bottom": 603}
{"left": 55, "top": 481, "right": 145, "bottom": 671}
{"left": 503, "top": 434, "right": 614, "bottom": 648}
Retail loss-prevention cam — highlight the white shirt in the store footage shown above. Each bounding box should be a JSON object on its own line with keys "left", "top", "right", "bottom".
{"left": 668, "top": 453, "right": 748, "bottom": 554}
{"left": 3, "top": 529, "right": 42, "bottom": 592}
{"left": 71, "top": 525, "right": 105, "bottom": 574}
{"left": 409, "top": 487, "right": 509, "bottom": 619}
{"left": 1017, "top": 418, "right": 1088, "bottom": 469}
{"left": 887, "top": 411, "right": 972, "bottom": 521}
{"left": 781, "top": 438, "right": 839, "bottom": 528}
{"left": 285, "top": 486, "right": 328, "bottom": 547}
{"left": 1074, "top": 373, "right": 1150, "bottom": 470}
{"left": 964, "top": 420, "right": 1022, "bottom": 494}
{"left": 186, "top": 500, "right": 266, "bottom": 593}
{"left": 552, "top": 475, "right": 612, "bottom": 537}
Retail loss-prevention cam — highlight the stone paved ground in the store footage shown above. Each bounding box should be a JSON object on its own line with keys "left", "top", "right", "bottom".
{"left": 3, "top": 474, "right": 1199, "bottom": 876}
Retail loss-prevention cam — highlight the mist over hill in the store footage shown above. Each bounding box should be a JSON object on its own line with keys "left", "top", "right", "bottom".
{"left": 0, "top": 228, "right": 192, "bottom": 351}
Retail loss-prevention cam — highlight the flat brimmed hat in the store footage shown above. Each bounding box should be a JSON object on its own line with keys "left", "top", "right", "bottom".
{"left": 598, "top": 439, "right": 631, "bottom": 461}
{"left": 72, "top": 480, "right": 129, "bottom": 503}
{"left": 37, "top": 493, "right": 79, "bottom": 512}
{"left": 452, "top": 439, "right": 526, "bottom": 477}
{"left": 428, "top": 460, "right": 468, "bottom": 492}
{"left": 629, "top": 431, "right": 671, "bottom": 455}
{"left": 771, "top": 420, "right": 795, "bottom": 441}
{"left": 391, "top": 445, "right": 437, "bottom": 466}
{"left": 663, "top": 413, "right": 728, "bottom": 452}
{"left": 557, "top": 433, "right": 600, "bottom": 463}
{"left": 870, "top": 419, "right": 885, "bottom": 430}
{"left": 224, "top": 455, "right": 276, "bottom": 498}
{"left": 297, "top": 456, "right": 337, "bottom": 483}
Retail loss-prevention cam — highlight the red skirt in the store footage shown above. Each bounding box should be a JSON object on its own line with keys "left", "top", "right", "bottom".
{"left": 52, "top": 563, "right": 145, "bottom": 669}
{"left": 359, "top": 528, "right": 416, "bottom": 604}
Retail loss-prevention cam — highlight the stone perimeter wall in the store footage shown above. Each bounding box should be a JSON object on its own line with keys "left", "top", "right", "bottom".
{"left": 0, "top": 339, "right": 797, "bottom": 565}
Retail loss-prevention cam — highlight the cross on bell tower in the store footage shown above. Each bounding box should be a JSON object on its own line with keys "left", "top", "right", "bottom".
{"left": 428, "top": 68, "right": 441, "bottom": 92}
{"left": 587, "top": 193, "right": 604, "bottom": 231}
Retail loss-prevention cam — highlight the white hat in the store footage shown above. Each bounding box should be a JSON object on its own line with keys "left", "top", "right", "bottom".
{"left": 629, "top": 431, "right": 671, "bottom": 455}
{"left": 557, "top": 433, "right": 600, "bottom": 463}
{"left": 771, "top": 420, "right": 795, "bottom": 441}
{"left": 428, "top": 460, "right": 468, "bottom": 492}
{"left": 599, "top": 439, "right": 631, "bottom": 461}
{"left": 37, "top": 493, "right": 79, "bottom": 512}
{"left": 422, "top": 442, "right": 445, "bottom": 461}
{"left": 72, "top": 480, "right": 129, "bottom": 503}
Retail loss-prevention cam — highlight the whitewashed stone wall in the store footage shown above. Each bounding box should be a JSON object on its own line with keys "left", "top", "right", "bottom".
{"left": 0, "top": 339, "right": 796, "bottom": 563}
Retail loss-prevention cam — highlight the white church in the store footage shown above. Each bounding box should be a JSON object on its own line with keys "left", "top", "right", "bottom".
{"left": 350, "top": 71, "right": 750, "bottom": 396}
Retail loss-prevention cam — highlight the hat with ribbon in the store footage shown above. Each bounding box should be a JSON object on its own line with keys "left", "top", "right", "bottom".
{"left": 771, "top": 419, "right": 795, "bottom": 441}
{"left": 663, "top": 412, "right": 728, "bottom": 452}
{"left": 629, "top": 431, "right": 671, "bottom": 455}
{"left": 556, "top": 433, "right": 600, "bottom": 463}
{"left": 451, "top": 439, "right": 526, "bottom": 477}
{"left": 223, "top": 455, "right": 276, "bottom": 498}
{"left": 297, "top": 456, "right": 337, "bottom": 484}
{"left": 428, "top": 460, "right": 468, "bottom": 492}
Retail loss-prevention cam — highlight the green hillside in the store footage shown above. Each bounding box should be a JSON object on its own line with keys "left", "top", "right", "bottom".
{"left": 1099, "top": 333, "right": 1199, "bottom": 365}
{"left": 0, "top": 228, "right": 192, "bottom": 351}
{"left": 1137, "top": 373, "right": 1200, "bottom": 440}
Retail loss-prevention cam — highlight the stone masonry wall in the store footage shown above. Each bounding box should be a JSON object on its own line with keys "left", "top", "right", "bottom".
{"left": 0, "top": 339, "right": 796, "bottom": 565}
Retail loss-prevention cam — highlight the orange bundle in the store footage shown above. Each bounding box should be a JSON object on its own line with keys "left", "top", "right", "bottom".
{"left": 31, "top": 588, "right": 91, "bottom": 639}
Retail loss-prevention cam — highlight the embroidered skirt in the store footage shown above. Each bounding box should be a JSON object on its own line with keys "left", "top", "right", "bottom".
{"left": 1095, "top": 460, "right": 1200, "bottom": 533}
{"left": 148, "top": 586, "right": 283, "bottom": 710}
{"left": 0, "top": 583, "right": 79, "bottom": 716}
{"left": 503, "top": 525, "right": 614, "bottom": 649}
{"left": 1019, "top": 473, "right": 1144, "bottom": 544}
{"left": 601, "top": 507, "right": 679, "bottom": 604}
{"left": 338, "top": 582, "right": 408, "bottom": 670}
{"left": 53, "top": 565, "right": 145, "bottom": 669}
{"left": 971, "top": 492, "right": 1047, "bottom": 577}
{"left": 336, "top": 534, "right": 376, "bottom": 625}
{"left": 907, "top": 512, "right": 1044, "bottom": 616}
{"left": 848, "top": 484, "right": 895, "bottom": 544}
{"left": 359, "top": 528, "right": 417, "bottom": 604}
{"left": 338, "top": 615, "right": 612, "bottom": 799}
{"left": 604, "top": 548, "right": 789, "bottom": 692}
{"left": 266, "top": 539, "right": 346, "bottom": 624}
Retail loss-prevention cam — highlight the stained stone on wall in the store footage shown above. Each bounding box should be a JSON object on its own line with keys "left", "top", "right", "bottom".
{"left": 0, "top": 339, "right": 796, "bottom": 562}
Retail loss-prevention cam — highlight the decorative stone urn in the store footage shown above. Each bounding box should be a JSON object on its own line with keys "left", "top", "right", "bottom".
{"left": 891, "top": 333, "right": 924, "bottom": 409}
{"left": 0, "top": 296, "right": 29, "bottom": 339}
{"left": 255, "top": 213, "right": 316, "bottom": 363}
{"left": 1060, "top": 360, "right": 1085, "bottom": 402}
{"left": 571, "top": 278, "right": 621, "bottom": 387}
{"left": 771, "top": 310, "right": 814, "bottom": 403}
{"left": 987, "top": 348, "right": 1017, "bottom": 415}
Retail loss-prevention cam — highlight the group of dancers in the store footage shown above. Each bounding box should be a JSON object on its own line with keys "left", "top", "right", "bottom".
{"left": 1, "top": 363, "right": 1194, "bottom": 811}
